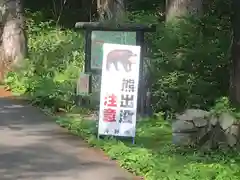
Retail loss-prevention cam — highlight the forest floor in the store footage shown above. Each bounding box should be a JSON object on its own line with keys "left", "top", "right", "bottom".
{"left": 0, "top": 88, "right": 140, "bottom": 180}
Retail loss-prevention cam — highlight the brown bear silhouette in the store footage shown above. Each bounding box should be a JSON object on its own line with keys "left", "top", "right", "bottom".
{"left": 105, "top": 49, "right": 137, "bottom": 72}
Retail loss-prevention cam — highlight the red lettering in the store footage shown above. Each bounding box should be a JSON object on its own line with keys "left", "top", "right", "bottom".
{"left": 103, "top": 108, "right": 116, "bottom": 122}
{"left": 104, "top": 94, "right": 117, "bottom": 107}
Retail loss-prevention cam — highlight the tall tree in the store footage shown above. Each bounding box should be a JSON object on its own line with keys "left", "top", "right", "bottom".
{"left": 0, "top": 0, "right": 27, "bottom": 81}
{"left": 96, "top": 0, "right": 125, "bottom": 22}
{"left": 166, "top": 0, "right": 202, "bottom": 21}
{"left": 230, "top": 0, "right": 240, "bottom": 104}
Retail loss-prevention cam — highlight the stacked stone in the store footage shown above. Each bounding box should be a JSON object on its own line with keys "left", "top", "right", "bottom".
{"left": 172, "top": 109, "right": 240, "bottom": 149}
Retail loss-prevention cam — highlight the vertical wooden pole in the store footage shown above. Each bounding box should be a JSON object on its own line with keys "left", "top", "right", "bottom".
{"left": 136, "top": 31, "right": 145, "bottom": 116}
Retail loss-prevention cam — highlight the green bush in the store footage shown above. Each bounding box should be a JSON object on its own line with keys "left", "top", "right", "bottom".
{"left": 150, "top": 15, "right": 231, "bottom": 113}
{"left": 123, "top": 0, "right": 232, "bottom": 115}
{"left": 7, "top": 1, "right": 232, "bottom": 115}
{"left": 5, "top": 11, "right": 84, "bottom": 111}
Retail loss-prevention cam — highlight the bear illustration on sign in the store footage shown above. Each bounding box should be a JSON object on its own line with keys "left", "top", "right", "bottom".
{"left": 105, "top": 49, "right": 137, "bottom": 72}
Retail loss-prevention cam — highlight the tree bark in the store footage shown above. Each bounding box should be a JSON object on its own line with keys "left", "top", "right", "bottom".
{"left": 230, "top": 0, "right": 240, "bottom": 104}
{"left": 166, "top": 0, "right": 202, "bottom": 21}
{"left": 97, "top": 0, "right": 125, "bottom": 23}
{"left": 112, "top": 0, "right": 125, "bottom": 22}
{"left": 81, "top": 0, "right": 91, "bottom": 21}
{"left": 0, "top": 0, "right": 27, "bottom": 81}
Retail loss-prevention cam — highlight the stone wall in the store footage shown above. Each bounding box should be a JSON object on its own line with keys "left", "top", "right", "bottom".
{"left": 172, "top": 109, "right": 240, "bottom": 149}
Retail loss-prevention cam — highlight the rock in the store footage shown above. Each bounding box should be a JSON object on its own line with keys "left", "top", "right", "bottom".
{"left": 229, "top": 125, "right": 239, "bottom": 137}
{"left": 226, "top": 133, "right": 237, "bottom": 147}
{"left": 172, "top": 110, "right": 240, "bottom": 149}
{"left": 172, "top": 132, "right": 196, "bottom": 146}
{"left": 192, "top": 117, "right": 208, "bottom": 127}
{"left": 200, "top": 140, "right": 213, "bottom": 151}
{"left": 218, "top": 142, "right": 229, "bottom": 150}
{"left": 176, "top": 109, "right": 209, "bottom": 121}
{"left": 210, "top": 116, "right": 218, "bottom": 126}
{"left": 197, "top": 126, "right": 209, "bottom": 140}
{"left": 214, "top": 127, "right": 226, "bottom": 142}
{"left": 219, "top": 113, "right": 235, "bottom": 130}
{"left": 172, "top": 120, "right": 196, "bottom": 133}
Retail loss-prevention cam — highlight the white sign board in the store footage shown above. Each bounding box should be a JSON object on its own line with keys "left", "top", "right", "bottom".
{"left": 98, "top": 43, "right": 141, "bottom": 137}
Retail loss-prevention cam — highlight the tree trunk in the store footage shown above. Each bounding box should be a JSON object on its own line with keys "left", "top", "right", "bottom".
{"left": 0, "top": 0, "right": 27, "bottom": 81}
{"left": 230, "top": 0, "right": 240, "bottom": 104}
{"left": 112, "top": 0, "right": 125, "bottom": 22}
{"left": 81, "top": 0, "right": 91, "bottom": 21}
{"left": 97, "top": 0, "right": 125, "bottom": 23}
{"left": 166, "top": 0, "right": 202, "bottom": 21}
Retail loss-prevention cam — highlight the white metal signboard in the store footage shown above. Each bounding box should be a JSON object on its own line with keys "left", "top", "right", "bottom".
{"left": 98, "top": 43, "right": 141, "bottom": 139}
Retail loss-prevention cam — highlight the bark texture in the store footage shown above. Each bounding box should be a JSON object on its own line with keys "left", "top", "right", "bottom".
{"left": 230, "top": 0, "right": 240, "bottom": 104}
{"left": 0, "top": 0, "right": 27, "bottom": 81}
{"left": 166, "top": 0, "right": 202, "bottom": 21}
{"left": 97, "top": 0, "right": 125, "bottom": 22}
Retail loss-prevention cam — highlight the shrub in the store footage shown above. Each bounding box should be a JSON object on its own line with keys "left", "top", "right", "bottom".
{"left": 5, "top": 11, "right": 84, "bottom": 111}
{"left": 6, "top": 0, "right": 232, "bottom": 116}
{"left": 150, "top": 15, "right": 231, "bottom": 114}
{"left": 124, "top": 0, "right": 232, "bottom": 115}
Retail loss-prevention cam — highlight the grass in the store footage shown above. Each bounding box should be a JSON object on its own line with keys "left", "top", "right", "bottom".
{"left": 55, "top": 112, "right": 240, "bottom": 180}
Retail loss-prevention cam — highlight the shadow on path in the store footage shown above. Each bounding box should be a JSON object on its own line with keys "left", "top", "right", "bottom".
{"left": 0, "top": 97, "right": 133, "bottom": 180}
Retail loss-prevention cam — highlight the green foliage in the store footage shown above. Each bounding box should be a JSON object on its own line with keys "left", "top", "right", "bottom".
{"left": 7, "top": 1, "right": 233, "bottom": 115}
{"left": 114, "top": 0, "right": 232, "bottom": 116}
{"left": 5, "top": 11, "right": 84, "bottom": 111}
{"left": 211, "top": 97, "right": 234, "bottom": 116}
{"left": 56, "top": 115, "right": 240, "bottom": 180}
{"left": 210, "top": 96, "right": 240, "bottom": 120}
{"left": 145, "top": 2, "right": 231, "bottom": 114}
{"left": 5, "top": 2, "right": 240, "bottom": 180}
{"left": 124, "top": 0, "right": 231, "bottom": 114}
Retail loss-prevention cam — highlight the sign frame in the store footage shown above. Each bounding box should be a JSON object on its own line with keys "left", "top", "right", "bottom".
{"left": 75, "top": 22, "right": 156, "bottom": 119}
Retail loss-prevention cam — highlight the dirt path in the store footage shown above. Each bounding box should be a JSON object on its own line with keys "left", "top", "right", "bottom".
{"left": 0, "top": 90, "right": 136, "bottom": 180}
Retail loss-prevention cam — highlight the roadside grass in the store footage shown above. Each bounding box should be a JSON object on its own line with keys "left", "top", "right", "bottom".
{"left": 55, "top": 113, "right": 240, "bottom": 180}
